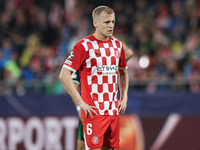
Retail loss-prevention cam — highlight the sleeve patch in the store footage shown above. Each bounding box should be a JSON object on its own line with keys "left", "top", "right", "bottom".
{"left": 68, "top": 51, "right": 75, "bottom": 59}
{"left": 65, "top": 60, "right": 72, "bottom": 65}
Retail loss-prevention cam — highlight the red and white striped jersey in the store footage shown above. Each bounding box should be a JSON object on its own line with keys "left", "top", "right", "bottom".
{"left": 63, "top": 35, "right": 127, "bottom": 115}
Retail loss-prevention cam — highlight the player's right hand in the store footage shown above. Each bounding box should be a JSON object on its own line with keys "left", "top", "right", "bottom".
{"left": 80, "top": 102, "right": 98, "bottom": 118}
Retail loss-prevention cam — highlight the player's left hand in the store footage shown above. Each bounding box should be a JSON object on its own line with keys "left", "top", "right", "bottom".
{"left": 118, "top": 97, "right": 127, "bottom": 114}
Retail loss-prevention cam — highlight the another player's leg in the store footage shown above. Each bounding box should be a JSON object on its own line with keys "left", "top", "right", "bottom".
{"left": 77, "top": 140, "right": 85, "bottom": 150}
{"left": 77, "top": 120, "right": 85, "bottom": 150}
{"left": 102, "top": 147, "right": 114, "bottom": 150}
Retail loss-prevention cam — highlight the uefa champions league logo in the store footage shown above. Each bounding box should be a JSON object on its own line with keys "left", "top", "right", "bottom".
{"left": 68, "top": 51, "right": 74, "bottom": 59}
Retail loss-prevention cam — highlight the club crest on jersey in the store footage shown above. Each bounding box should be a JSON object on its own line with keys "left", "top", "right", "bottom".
{"left": 115, "top": 50, "right": 119, "bottom": 58}
{"left": 91, "top": 136, "right": 100, "bottom": 145}
{"left": 68, "top": 51, "right": 74, "bottom": 59}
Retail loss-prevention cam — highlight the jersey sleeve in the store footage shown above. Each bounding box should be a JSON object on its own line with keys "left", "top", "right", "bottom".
{"left": 71, "top": 70, "right": 80, "bottom": 85}
{"left": 119, "top": 46, "right": 127, "bottom": 69}
{"left": 63, "top": 41, "right": 86, "bottom": 73}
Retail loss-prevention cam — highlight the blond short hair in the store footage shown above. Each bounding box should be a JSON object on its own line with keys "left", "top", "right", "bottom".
{"left": 92, "top": 6, "right": 114, "bottom": 21}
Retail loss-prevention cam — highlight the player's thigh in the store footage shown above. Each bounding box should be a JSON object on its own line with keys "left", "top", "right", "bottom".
{"left": 103, "top": 116, "right": 119, "bottom": 149}
{"left": 82, "top": 116, "right": 110, "bottom": 149}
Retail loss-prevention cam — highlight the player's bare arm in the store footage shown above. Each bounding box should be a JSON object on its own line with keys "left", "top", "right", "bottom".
{"left": 123, "top": 42, "right": 134, "bottom": 61}
{"left": 73, "top": 83, "right": 82, "bottom": 120}
{"left": 59, "top": 67, "right": 98, "bottom": 118}
{"left": 118, "top": 68, "right": 129, "bottom": 114}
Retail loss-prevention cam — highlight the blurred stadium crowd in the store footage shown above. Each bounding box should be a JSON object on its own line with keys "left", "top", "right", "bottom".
{"left": 0, "top": 0, "right": 200, "bottom": 95}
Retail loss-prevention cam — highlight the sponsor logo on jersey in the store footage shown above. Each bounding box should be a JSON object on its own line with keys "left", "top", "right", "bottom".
{"left": 91, "top": 136, "right": 100, "bottom": 145}
{"left": 97, "top": 66, "right": 118, "bottom": 75}
{"left": 97, "top": 66, "right": 118, "bottom": 72}
{"left": 68, "top": 51, "right": 74, "bottom": 59}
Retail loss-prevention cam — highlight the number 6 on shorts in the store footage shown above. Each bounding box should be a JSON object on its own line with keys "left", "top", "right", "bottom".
{"left": 86, "top": 123, "right": 92, "bottom": 135}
